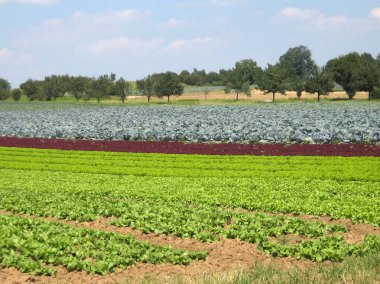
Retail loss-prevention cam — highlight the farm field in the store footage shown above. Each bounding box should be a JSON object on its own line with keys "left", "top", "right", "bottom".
{"left": 0, "top": 101, "right": 379, "bottom": 144}
{"left": 0, "top": 146, "right": 380, "bottom": 283}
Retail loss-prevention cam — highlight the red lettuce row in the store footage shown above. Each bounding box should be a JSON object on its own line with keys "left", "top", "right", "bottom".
{"left": 0, "top": 136, "right": 379, "bottom": 156}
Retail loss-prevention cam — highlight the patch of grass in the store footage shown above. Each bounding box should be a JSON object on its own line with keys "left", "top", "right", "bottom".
{"left": 137, "top": 253, "right": 380, "bottom": 284}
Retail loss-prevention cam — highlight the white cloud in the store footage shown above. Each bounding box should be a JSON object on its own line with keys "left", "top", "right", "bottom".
{"left": 0, "top": 48, "right": 34, "bottom": 64}
{"left": 279, "top": 7, "right": 347, "bottom": 28}
{"left": 0, "top": 0, "right": 59, "bottom": 5}
{"left": 0, "top": 48, "right": 12, "bottom": 60}
{"left": 167, "top": 37, "right": 219, "bottom": 52}
{"left": 80, "top": 37, "right": 164, "bottom": 54}
{"left": 70, "top": 9, "right": 150, "bottom": 25}
{"left": 14, "top": 9, "right": 151, "bottom": 48}
{"left": 370, "top": 8, "right": 380, "bottom": 19}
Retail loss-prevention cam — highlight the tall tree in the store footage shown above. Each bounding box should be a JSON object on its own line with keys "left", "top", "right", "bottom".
{"left": 231, "top": 59, "right": 261, "bottom": 101}
{"left": 357, "top": 53, "right": 380, "bottom": 101}
{"left": 92, "top": 74, "right": 113, "bottom": 103}
{"left": 137, "top": 75, "right": 155, "bottom": 103}
{"left": 325, "top": 52, "right": 379, "bottom": 100}
{"left": 115, "top": 77, "right": 132, "bottom": 103}
{"left": 256, "top": 64, "right": 287, "bottom": 103}
{"left": 12, "top": 89, "right": 22, "bottom": 101}
{"left": 20, "top": 79, "right": 44, "bottom": 101}
{"left": 0, "top": 78, "right": 11, "bottom": 100}
{"left": 203, "top": 85, "right": 209, "bottom": 100}
{"left": 278, "top": 45, "right": 317, "bottom": 99}
{"left": 69, "top": 76, "right": 91, "bottom": 102}
{"left": 44, "top": 75, "right": 68, "bottom": 101}
{"left": 153, "top": 72, "right": 183, "bottom": 103}
{"left": 305, "top": 67, "right": 335, "bottom": 102}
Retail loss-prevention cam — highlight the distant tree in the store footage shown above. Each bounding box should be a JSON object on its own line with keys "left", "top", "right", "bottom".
{"left": 219, "top": 69, "right": 234, "bottom": 86}
{"left": 292, "top": 77, "right": 307, "bottom": 99}
{"left": 115, "top": 77, "right": 132, "bottom": 103}
{"left": 234, "top": 59, "right": 262, "bottom": 85}
{"left": 153, "top": 72, "right": 183, "bottom": 103}
{"left": 256, "top": 64, "right": 287, "bottom": 103}
{"left": 69, "top": 76, "right": 90, "bottom": 102}
{"left": 20, "top": 79, "right": 44, "bottom": 101}
{"left": 242, "top": 82, "right": 251, "bottom": 98}
{"left": 179, "top": 70, "right": 192, "bottom": 85}
{"left": 305, "top": 67, "right": 335, "bottom": 102}
{"left": 325, "top": 52, "right": 380, "bottom": 100}
{"left": 231, "top": 59, "right": 261, "bottom": 101}
{"left": 92, "top": 74, "right": 113, "bottom": 103}
{"left": 12, "top": 88, "right": 22, "bottom": 101}
{"left": 137, "top": 75, "right": 155, "bottom": 103}
{"left": 357, "top": 53, "right": 380, "bottom": 101}
{"left": 206, "top": 71, "right": 220, "bottom": 85}
{"left": 224, "top": 82, "right": 232, "bottom": 94}
{"left": 203, "top": 84, "right": 209, "bottom": 100}
{"left": 189, "top": 69, "right": 207, "bottom": 86}
{"left": 278, "top": 45, "right": 317, "bottom": 99}
{"left": 0, "top": 78, "right": 11, "bottom": 100}
{"left": 44, "top": 75, "right": 69, "bottom": 101}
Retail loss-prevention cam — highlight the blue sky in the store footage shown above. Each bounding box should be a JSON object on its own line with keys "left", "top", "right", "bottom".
{"left": 0, "top": 0, "right": 379, "bottom": 87}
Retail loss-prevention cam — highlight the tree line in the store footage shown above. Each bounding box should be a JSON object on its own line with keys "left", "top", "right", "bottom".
{"left": 1, "top": 46, "right": 380, "bottom": 103}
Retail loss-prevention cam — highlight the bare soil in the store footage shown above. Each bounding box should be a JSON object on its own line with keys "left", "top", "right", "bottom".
{"left": 1, "top": 209, "right": 379, "bottom": 284}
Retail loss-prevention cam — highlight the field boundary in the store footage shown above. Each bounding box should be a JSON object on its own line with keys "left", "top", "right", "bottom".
{"left": 0, "top": 136, "right": 379, "bottom": 156}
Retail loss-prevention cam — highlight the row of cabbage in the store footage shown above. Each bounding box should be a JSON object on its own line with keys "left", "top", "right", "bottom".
{"left": 0, "top": 102, "right": 379, "bottom": 143}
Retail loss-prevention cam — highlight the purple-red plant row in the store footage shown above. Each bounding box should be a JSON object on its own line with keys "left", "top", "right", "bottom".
{"left": 0, "top": 136, "right": 379, "bottom": 156}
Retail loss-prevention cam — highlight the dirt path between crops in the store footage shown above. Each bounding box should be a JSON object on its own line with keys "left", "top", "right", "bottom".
{"left": 0, "top": 210, "right": 379, "bottom": 284}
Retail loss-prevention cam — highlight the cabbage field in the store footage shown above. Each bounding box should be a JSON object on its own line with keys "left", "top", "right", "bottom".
{"left": 0, "top": 102, "right": 379, "bottom": 143}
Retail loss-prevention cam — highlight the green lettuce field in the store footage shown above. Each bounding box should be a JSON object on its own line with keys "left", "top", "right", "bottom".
{"left": 0, "top": 146, "right": 379, "bottom": 282}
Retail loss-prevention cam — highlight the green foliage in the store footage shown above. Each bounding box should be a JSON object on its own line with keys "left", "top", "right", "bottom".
{"left": 0, "top": 147, "right": 379, "bottom": 267}
{"left": 136, "top": 75, "right": 155, "bottom": 102}
{"left": 0, "top": 215, "right": 207, "bottom": 275}
{"left": 0, "top": 78, "right": 11, "bottom": 100}
{"left": 92, "top": 74, "right": 114, "bottom": 103}
{"left": 44, "top": 75, "right": 70, "bottom": 101}
{"left": 372, "top": 86, "right": 380, "bottom": 99}
{"left": 20, "top": 79, "right": 44, "bottom": 101}
{"left": 68, "top": 76, "right": 91, "bottom": 102}
{"left": 11, "top": 88, "right": 22, "bottom": 101}
{"left": 279, "top": 45, "right": 317, "bottom": 79}
{"left": 305, "top": 67, "right": 335, "bottom": 102}
{"left": 257, "top": 64, "right": 287, "bottom": 102}
{"left": 326, "top": 52, "right": 380, "bottom": 100}
{"left": 115, "top": 77, "right": 132, "bottom": 103}
{"left": 152, "top": 72, "right": 184, "bottom": 103}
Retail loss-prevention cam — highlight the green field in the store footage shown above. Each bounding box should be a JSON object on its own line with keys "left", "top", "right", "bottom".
{"left": 0, "top": 146, "right": 379, "bottom": 280}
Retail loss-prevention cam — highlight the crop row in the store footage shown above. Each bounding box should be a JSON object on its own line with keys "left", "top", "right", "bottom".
{"left": 0, "top": 147, "right": 379, "bottom": 225}
{"left": 0, "top": 147, "right": 378, "bottom": 182}
{"left": 0, "top": 215, "right": 207, "bottom": 275}
{"left": 1, "top": 173, "right": 380, "bottom": 263}
{"left": 1, "top": 137, "right": 380, "bottom": 156}
{"left": 0, "top": 102, "right": 379, "bottom": 143}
